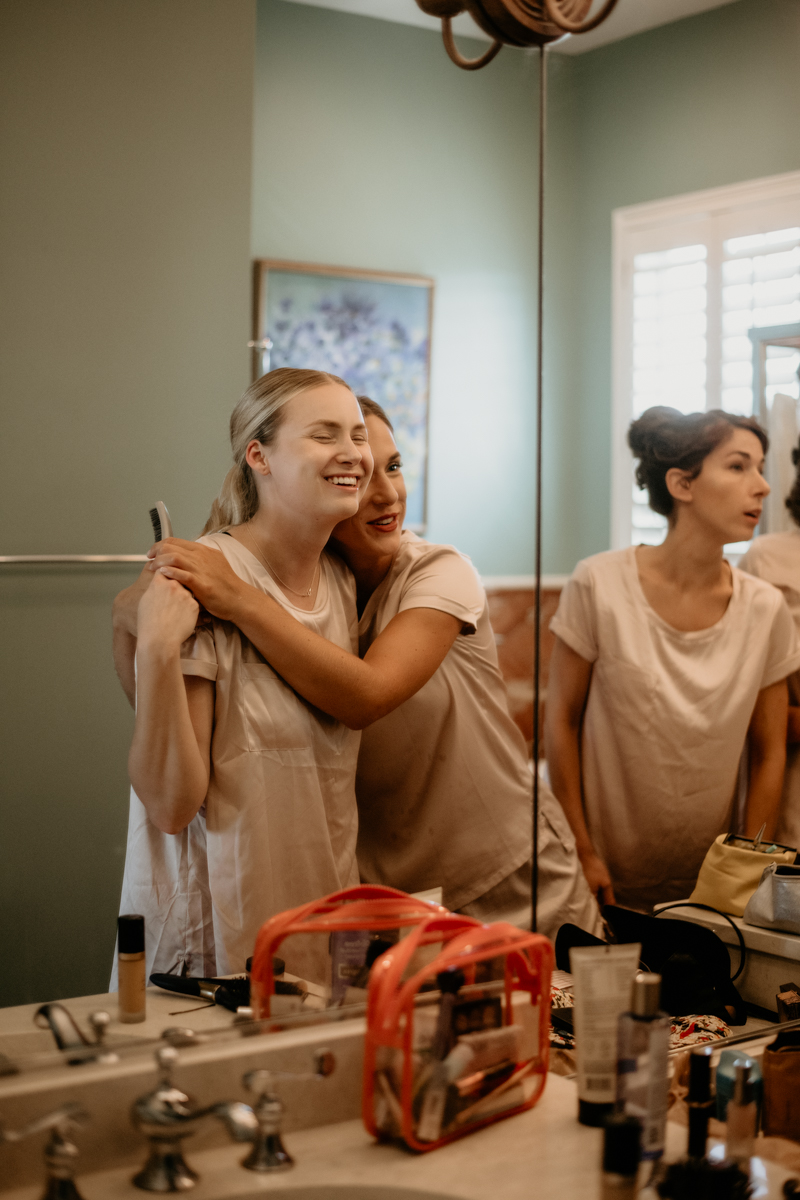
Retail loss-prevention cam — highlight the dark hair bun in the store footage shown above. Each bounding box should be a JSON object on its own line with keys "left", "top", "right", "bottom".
{"left": 628, "top": 406, "right": 767, "bottom": 520}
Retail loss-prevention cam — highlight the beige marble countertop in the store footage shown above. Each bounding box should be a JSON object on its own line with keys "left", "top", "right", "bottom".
{"left": 2, "top": 1074, "right": 795, "bottom": 1200}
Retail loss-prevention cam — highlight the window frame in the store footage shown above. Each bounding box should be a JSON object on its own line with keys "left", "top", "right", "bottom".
{"left": 611, "top": 170, "right": 800, "bottom": 551}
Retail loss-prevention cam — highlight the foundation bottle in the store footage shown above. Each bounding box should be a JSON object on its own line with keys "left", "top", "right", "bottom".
{"left": 117, "top": 913, "right": 146, "bottom": 1024}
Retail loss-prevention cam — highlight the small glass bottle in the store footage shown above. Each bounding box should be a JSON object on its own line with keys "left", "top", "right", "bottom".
{"left": 616, "top": 973, "right": 670, "bottom": 1160}
{"left": 117, "top": 913, "right": 146, "bottom": 1024}
{"left": 601, "top": 1113, "right": 641, "bottom": 1200}
{"left": 726, "top": 1062, "right": 756, "bottom": 1167}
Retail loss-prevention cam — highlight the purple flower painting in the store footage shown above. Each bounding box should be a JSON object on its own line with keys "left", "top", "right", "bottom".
{"left": 256, "top": 264, "right": 432, "bottom": 530}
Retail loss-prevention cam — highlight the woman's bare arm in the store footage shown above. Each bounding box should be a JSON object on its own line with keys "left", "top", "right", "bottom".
{"left": 112, "top": 567, "right": 153, "bottom": 708}
{"left": 150, "top": 538, "right": 461, "bottom": 729}
{"left": 744, "top": 678, "right": 788, "bottom": 840}
{"left": 544, "top": 635, "right": 615, "bottom": 905}
{"left": 128, "top": 572, "right": 213, "bottom": 833}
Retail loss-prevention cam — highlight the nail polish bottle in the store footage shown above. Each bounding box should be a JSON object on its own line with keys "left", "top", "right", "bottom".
{"left": 117, "top": 913, "right": 146, "bottom": 1024}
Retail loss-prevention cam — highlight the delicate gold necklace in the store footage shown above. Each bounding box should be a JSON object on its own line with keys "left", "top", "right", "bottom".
{"left": 242, "top": 525, "right": 318, "bottom": 598}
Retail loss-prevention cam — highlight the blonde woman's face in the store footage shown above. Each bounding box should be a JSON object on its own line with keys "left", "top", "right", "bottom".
{"left": 330, "top": 416, "right": 406, "bottom": 562}
{"left": 250, "top": 384, "right": 373, "bottom": 523}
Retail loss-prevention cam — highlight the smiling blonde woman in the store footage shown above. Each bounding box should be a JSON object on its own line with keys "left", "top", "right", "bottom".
{"left": 112, "top": 368, "right": 371, "bottom": 981}
{"left": 145, "top": 397, "right": 602, "bottom": 941}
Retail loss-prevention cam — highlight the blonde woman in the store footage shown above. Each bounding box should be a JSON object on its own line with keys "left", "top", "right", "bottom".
{"left": 112, "top": 369, "right": 370, "bottom": 980}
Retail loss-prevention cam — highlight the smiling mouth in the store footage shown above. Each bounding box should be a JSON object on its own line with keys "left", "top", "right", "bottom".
{"left": 326, "top": 475, "right": 360, "bottom": 488}
{"left": 368, "top": 513, "right": 400, "bottom": 530}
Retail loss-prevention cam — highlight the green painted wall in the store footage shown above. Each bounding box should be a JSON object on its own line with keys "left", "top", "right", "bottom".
{"left": 253, "top": 0, "right": 560, "bottom": 575}
{"left": 566, "top": 0, "right": 800, "bottom": 563}
{"left": 0, "top": 0, "right": 255, "bottom": 1007}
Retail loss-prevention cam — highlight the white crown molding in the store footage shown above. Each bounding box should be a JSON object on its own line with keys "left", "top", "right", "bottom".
{"left": 613, "top": 169, "right": 800, "bottom": 233}
{"left": 278, "top": 0, "right": 741, "bottom": 55}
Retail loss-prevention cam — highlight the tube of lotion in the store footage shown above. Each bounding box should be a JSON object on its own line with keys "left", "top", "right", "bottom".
{"left": 570, "top": 942, "right": 641, "bottom": 1127}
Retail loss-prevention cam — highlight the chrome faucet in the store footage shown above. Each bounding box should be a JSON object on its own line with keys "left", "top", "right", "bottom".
{"left": 0, "top": 1101, "right": 89, "bottom": 1200}
{"left": 34, "top": 1004, "right": 117, "bottom": 1064}
{"left": 131, "top": 1044, "right": 336, "bottom": 1190}
{"left": 131, "top": 1045, "right": 258, "bottom": 1191}
{"left": 240, "top": 1048, "right": 335, "bottom": 1173}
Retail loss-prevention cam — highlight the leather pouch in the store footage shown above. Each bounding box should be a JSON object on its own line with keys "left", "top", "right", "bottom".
{"left": 363, "top": 912, "right": 553, "bottom": 1152}
{"left": 689, "top": 834, "right": 795, "bottom": 917}
{"left": 762, "top": 1029, "right": 800, "bottom": 1142}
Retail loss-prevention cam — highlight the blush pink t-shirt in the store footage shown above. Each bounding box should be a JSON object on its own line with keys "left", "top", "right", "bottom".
{"left": 355, "top": 532, "right": 532, "bottom": 911}
{"left": 550, "top": 546, "right": 800, "bottom": 910}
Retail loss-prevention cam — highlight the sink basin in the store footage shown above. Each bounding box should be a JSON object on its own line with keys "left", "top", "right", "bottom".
{"left": 219, "top": 1191, "right": 461, "bottom": 1200}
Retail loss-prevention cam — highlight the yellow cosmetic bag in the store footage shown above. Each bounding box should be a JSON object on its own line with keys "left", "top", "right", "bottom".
{"left": 689, "top": 833, "right": 796, "bottom": 917}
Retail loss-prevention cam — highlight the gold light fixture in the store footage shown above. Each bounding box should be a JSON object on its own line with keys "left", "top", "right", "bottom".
{"left": 415, "top": 0, "right": 619, "bottom": 69}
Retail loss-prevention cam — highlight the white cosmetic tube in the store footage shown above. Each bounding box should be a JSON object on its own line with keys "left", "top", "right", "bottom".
{"left": 570, "top": 943, "right": 641, "bottom": 1127}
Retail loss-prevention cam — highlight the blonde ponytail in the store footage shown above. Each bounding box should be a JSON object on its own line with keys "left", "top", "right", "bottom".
{"left": 202, "top": 368, "right": 351, "bottom": 535}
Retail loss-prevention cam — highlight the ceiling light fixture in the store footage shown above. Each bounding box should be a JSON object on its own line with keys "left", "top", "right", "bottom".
{"left": 415, "top": 0, "right": 619, "bottom": 70}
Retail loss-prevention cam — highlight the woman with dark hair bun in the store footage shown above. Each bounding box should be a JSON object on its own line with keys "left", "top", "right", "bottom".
{"left": 545, "top": 405, "right": 800, "bottom": 912}
{"left": 739, "top": 433, "right": 800, "bottom": 850}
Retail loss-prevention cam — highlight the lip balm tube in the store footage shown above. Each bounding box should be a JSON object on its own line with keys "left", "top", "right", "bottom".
{"left": 570, "top": 942, "right": 641, "bottom": 1127}
{"left": 117, "top": 913, "right": 146, "bottom": 1024}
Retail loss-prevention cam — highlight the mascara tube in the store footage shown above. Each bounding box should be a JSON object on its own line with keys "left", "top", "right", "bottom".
{"left": 687, "top": 1046, "right": 714, "bottom": 1159}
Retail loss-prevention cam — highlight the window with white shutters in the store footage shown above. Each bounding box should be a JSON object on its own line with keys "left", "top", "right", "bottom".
{"left": 612, "top": 173, "right": 800, "bottom": 555}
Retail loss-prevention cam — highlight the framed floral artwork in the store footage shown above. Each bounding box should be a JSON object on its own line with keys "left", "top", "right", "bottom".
{"left": 252, "top": 259, "right": 434, "bottom": 531}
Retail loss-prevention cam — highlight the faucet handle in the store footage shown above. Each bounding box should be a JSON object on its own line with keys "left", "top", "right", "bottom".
{"left": 243, "top": 1048, "right": 335, "bottom": 1096}
{"left": 0, "top": 1101, "right": 88, "bottom": 1145}
{"left": 88, "top": 1011, "right": 110, "bottom": 1044}
{"left": 0, "top": 1103, "right": 89, "bottom": 1200}
{"left": 155, "top": 1044, "right": 179, "bottom": 1084}
{"left": 238, "top": 1050, "right": 335, "bottom": 1175}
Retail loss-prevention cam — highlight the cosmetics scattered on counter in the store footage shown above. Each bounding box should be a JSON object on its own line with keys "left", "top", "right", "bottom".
{"left": 117, "top": 914, "right": 146, "bottom": 1024}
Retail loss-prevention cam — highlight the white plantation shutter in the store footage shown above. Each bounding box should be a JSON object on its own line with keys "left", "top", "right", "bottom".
{"left": 613, "top": 175, "right": 800, "bottom": 553}
{"left": 722, "top": 228, "right": 800, "bottom": 415}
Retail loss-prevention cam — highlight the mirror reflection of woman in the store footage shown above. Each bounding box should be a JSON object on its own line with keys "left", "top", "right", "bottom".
{"left": 143, "top": 399, "right": 602, "bottom": 941}
{"left": 113, "top": 368, "right": 370, "bottom": 980}
{"left": 739, "top": 434, "right": 800, "bottom": 850}
{"left": 545, "top": 406, "right": 800, "bottom": 914}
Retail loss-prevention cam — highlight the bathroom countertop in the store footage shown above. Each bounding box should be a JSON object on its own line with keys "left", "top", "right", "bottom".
{"left": 0, "top": 985, "right": 243, "bottom": 1044}
{"left": 2, "top": 1075, "right": 795, "bottom": 1200}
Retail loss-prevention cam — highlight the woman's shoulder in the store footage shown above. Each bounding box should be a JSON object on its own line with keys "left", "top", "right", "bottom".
{"left": 739, "top": 530, "right": 800, "bottom": 571}
{"left": 732, "top": 560, "right": 793, "bottom": 613}
{"left": 392, "top": 533, "right": 482, "bottom": 597}
{"left": 567, "top": 547, "right": 634, "bottom": 589}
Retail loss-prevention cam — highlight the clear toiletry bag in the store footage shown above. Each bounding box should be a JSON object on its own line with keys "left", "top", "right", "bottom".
{"left": 250, "top": 885, "right": 447, "bottom": 1018}
{"left": 363, "top": 912, "right": 553, "bottom": 1152}
{"left": 689, "top": 833, "right": 796, "bottom": 917}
